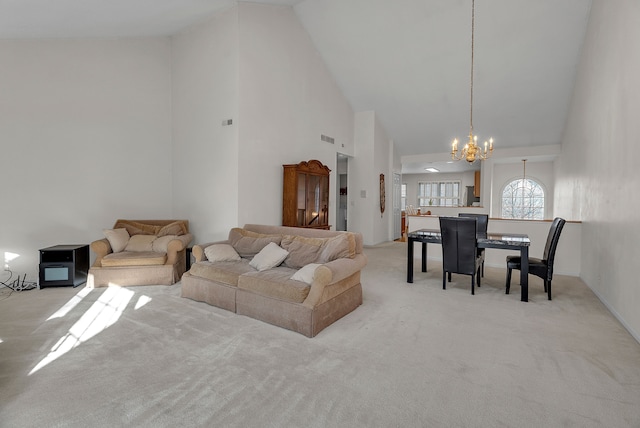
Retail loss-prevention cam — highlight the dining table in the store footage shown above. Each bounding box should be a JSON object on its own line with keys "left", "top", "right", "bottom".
{"left": 407, "top": 228, "right": 532, "bottom": 302}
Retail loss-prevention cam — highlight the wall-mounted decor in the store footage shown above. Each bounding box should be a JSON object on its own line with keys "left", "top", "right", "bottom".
{"left": 380, "top": 173, "right": 386, "bottom": 216}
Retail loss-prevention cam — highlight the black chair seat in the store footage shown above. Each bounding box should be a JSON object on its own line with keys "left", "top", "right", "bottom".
{"left": 505, "top": 217, "right": 566, "bottom": 300}
{"left": 507, "top": 256, "right": 546, "bottom": 268}
{"left": 507, "top": 256, "right": 551, "bottom": 279}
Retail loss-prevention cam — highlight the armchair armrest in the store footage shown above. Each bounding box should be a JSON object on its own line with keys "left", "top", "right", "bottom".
{"left": 90, "top": 238, "right": 112, "bottom": 267}
{"left": 165, "top": 233, "right": 193, "bottom": 265}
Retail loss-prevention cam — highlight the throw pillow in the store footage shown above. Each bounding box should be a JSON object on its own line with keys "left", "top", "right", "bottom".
{"left": 152, "top": 235, "right": 178, "bottom": 253}
{"left": 290, "top": 263, "right": 321, "bottom": 285}
{"left": 204, "top": 244, "right": 241, "bottom": 262}
{"left": 157, "top": 221, "right": 188, "bottom": 237}
{"left": 103, "top": 228, "right": 130, "bottom": 253}
{"left": 249, "top": 242, "right": 289, "bottom": 271}
{"left": 228, "top": 228, "right": 282, "bottom": 258}
{"left": 124, "top": 235, "right": 156, "bottom": 252}
{"left": 319, "top": 233, "right": 356, "bottom": 263}
{"left": 113, "top": 220, "right": 160, "bottom": 236}
{"left": 281, "top": 235, "right": 326, "bottom": 269}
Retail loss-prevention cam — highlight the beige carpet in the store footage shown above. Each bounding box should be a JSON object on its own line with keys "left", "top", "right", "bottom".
{"left": 1, "top": 241, "right": 639, "bottom": 427}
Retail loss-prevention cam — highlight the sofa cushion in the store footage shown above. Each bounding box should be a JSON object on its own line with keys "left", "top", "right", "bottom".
{"left": 124, "top": 235, "right": 156, "bottom": 252}
{"left": 318, "top": 233, "right": 357, "bottom": 263}
{"left": 157, "top": 221, "right": 188, "bottom": 237}
{"left": 152, "top": 235, "right": 178, "bottom": 253}
{"left": 290, "top": 263, "right": 321, "bottom": 285}
{"left": 280, "top": 233, "right": 356, "bottom": 268}
{"left": 188, "top": 260, "right": 253, "bottom": 286}
{"left": 238, "top": 268, "right": 311, "bottom": 303}
{"left": 204, "top": 244, "right": 241, "bottom": 262}
{"left": 114, "top": 220, "right": 160, "bottom": 236}
{"left": 281, "top": 235, "right": 325, "bottom": 269}
{"left": 101, "top": 251, "right": 166, "bottom": 267}
{"left": 249, "top": 243, "right": 289, "bottom": 271}
{"left": 228, "top": 228, "right": 282, "bottom": 258}
{"left": 103, "top": 228, "right": 130, "bottom": 253}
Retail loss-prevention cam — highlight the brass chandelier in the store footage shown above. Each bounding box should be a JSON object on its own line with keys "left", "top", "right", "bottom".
{"left": 451, "top": 0, "right": 494, "bottom": 163}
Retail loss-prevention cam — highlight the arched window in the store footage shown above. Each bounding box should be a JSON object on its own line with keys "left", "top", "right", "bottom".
{"left": 501, "top": 178, "right": 545, "bottom": 220}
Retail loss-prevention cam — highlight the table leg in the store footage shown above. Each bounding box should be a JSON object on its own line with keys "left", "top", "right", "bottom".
{"left": 520, "top": 246, "right": 529, "bottom": 302}
{"left": 422, "top": 242, "right": 427, "bottom": 272}
{"left": 407, "top": 238, "right": 414, "bottom": 283}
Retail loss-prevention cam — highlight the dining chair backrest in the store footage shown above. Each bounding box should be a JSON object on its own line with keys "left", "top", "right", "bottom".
{"left": 458, "top": 213, "right": 489, "bottom": 234}
{"left": 439, "top": 217, "right": 478, "bottom": 275}
{"left": 543, "top": 217, "right": 566, "bottom": 277}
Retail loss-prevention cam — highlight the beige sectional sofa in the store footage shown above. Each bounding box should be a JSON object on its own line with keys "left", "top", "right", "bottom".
{"left": 88, "top": 219, "right": 193, "bottom": 287}
{"left": 181, "top": 224, "right": 367, "bottom": 337}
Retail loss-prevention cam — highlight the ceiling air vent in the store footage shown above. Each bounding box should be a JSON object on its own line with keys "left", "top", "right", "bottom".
{"left": 321, "top": 134, "right": 335, "bottom": 144}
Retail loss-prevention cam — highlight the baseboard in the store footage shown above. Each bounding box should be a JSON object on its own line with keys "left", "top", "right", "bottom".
{"left": 586, "top": 283, "right": 640, "bottom": 345}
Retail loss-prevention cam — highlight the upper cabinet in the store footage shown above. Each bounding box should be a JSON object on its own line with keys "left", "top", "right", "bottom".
{"left": 283, "top": 160, "right": 331, "bottom": 229}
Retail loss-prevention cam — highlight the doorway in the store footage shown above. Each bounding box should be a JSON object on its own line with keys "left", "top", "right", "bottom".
{"left": 393, "top": 173, "right": 402, "bottom": 240}
{"left": 336, "top": 154, "right": 348, "bottom": 231}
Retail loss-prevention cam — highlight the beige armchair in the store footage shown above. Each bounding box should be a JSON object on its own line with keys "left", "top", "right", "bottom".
{"left": 88, "top": 219, "right": 192, "bottom": 287}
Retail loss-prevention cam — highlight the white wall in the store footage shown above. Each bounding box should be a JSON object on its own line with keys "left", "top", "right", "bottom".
{"left": 555, "top": 0, "right": 640, "bottom": 340}
{"left": 389, "top": 140, "right": 402, "bottom": 240}
{"left": 0, "top": 3, "right": 376, "bottom": 281}
{"left": 349, "top": 112, "right": 375, "bottom": 243}
{"left": 171, "top": 7, "right": 240, "bottom": 243}
{"left": 350, "top": 111, "right": 393, "bottom": 245}
{"left": 489, "top": 160, "right": 555, "bottom": 219}
{"left": 236, "top": 2, "right": 355, "bottom": 229}
{"left": 172, "top": 2, "right": 357, "bottom": 243}
{"left": 0, "top": 38, "right": 172, "bottom": 279}
{"left": 403, "top": 159, "right": 555, "bottom": 221}
{"left": 373, "top": 111, "right": 392, "bottom": 244}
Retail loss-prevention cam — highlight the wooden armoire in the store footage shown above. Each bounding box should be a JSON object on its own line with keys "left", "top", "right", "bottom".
{"left": 282, "top": 160, "right": 331, "bottom": 229}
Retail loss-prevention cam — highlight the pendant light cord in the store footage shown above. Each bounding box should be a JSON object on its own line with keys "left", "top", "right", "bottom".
{"left": 522, "top": 159, "right": 527, "bottom": 201}
{"left": 469, "top": 0, "right": 475, "bottom": 134}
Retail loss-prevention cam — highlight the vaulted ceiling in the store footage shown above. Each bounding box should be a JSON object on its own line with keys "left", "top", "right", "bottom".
{"left": 0, "top": 0, "right": 592, "bottom": 171}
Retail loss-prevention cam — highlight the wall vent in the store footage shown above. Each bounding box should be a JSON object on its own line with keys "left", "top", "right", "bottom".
{"left": 321, "top": 134, "right": 335, "bottom": 144}
{"left": 221, "top": 119, "right": 233, "bottom": 126}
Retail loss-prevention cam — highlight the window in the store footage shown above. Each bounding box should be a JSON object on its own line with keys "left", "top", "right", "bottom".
{"left": 418, "top": 181, "right": 460, "bottom": 207}
{"left": 501, "top": 178, "right": 545, "bottom": 220}
{"left": 401, "top": 184, "right": 407, "bottom": 210}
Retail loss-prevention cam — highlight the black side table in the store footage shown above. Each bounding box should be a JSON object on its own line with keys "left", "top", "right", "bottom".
{"left": 186, "top": 247, "right": 193, "bottom": 270}
{"left": 39, "top": 244, "right": 89, "bottom": 288}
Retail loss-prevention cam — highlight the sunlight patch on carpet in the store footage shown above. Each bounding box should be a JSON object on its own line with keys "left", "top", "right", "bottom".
{"left": 46, "top": 287, "right": 93, "bottom": 320}
{"left": 29, "top": 285, "right": 134, "bottom": 375}
{"left": 134, "top": 295, "right": 152, "bottom": 309}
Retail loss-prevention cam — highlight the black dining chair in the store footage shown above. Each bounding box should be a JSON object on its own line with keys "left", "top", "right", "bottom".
{"left": 439, "top": 217, "right": 483, "bottom": 295}
{"left": 459, "top": 213, "right": 489, "bottom": 276}
{"left": 505, "top": 217, "right": 566, "bottom": 300}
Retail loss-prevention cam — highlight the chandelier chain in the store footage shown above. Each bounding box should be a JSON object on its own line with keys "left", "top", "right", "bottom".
{"left": 450, "top": 0, "right": 493, "bottom": 163}
{"left": 470, "top": 0, "right": 474, "bottom": 134}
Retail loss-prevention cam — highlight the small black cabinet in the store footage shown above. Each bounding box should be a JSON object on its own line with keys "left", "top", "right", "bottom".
{"left": 39, "top": 244, "right": 89, "bottom": 288}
